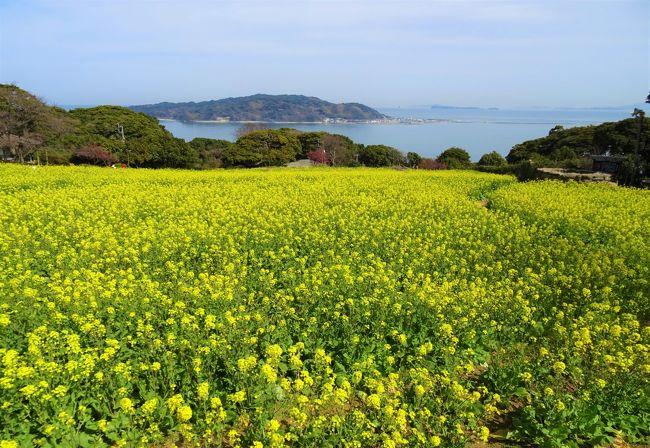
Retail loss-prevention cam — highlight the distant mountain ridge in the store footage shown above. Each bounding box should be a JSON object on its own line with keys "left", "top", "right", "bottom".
{"left": 129, "top": 94, "right": 387, "bottom": 122}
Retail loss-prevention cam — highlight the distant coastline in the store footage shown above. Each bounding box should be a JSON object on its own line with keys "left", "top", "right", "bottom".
{"left": 157, "top": 117, "right": 449, "bottom": 125}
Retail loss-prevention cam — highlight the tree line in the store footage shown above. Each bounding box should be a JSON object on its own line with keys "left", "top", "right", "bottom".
{"left": 0, "top": 85, "right": 195, "bottom": 168}
{"left": 1, "top": 84, "right": 507, "bottom": 170}
{"left": 4, "top": 83, "right": 647, "bottom": 182}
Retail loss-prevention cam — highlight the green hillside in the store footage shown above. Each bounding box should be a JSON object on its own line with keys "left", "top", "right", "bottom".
{"left": 129, "top": 94, "right": 387, "bottom": 122}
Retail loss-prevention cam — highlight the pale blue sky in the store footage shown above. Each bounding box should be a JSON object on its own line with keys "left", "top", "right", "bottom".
{"left": 0, "top": 0, "right": 648, "bottom": 108}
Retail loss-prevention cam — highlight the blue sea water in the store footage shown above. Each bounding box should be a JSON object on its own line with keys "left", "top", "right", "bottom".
{"left": 159, "top": 107, "right": 635, "bottom": 161}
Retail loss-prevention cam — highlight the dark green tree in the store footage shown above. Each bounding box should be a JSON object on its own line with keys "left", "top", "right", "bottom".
{"left": 68, "top": 106, "right": 198, "bottom": 168}
{"left": 478, "top": 151, "right": 507, "bottom": 166}
{"left": 436, "top": 147, "right": 472, "bottom": 169}
{"left": 507, "top": 118, "right": 650, "bottom": 169}
{"left": 359, "top": 144, "right": 405, "bottom": 167}
{"left": 189, "top": 138, "right": 233, "bottom": 168}
{"left": 507, "top": 125, "right": 594, "bottom": 164}
{"left": 406, "top": 152, "right": 422, "bottom": 168}
{"left": 297, "top": 132, "right": 326, "bottom": 158}
{"left": 223, "top": 129, "right": 300, "bottom": 167}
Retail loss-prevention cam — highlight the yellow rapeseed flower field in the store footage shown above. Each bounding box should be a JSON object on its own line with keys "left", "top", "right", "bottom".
{"left": 0, "top": 165, "right": 648, "bottom": 447}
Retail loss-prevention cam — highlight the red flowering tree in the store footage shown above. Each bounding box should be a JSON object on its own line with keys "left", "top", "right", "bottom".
{"left": 307, "top": 147, "right": 330, "bottom": 165}
{"left": 71, "top": 145, "right": 119, "bottom": 166}
{"left": 418, "top": 158, "right": 447, "bottom": 170}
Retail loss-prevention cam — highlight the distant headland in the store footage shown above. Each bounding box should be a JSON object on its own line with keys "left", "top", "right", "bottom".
{"left": 129, "top": 94, "right": 390, "bottom": 123}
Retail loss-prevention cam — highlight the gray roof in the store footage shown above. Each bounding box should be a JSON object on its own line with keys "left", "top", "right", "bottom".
{"left": 590, "top": 155, "right": 625, "bottom": 162}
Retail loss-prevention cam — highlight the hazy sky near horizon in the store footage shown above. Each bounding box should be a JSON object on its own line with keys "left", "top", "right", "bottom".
{"left": 0, "top": 0, "right": 648, "bottom": 108}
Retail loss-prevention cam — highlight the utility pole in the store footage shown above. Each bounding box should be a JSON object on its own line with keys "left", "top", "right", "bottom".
{"left": 633, "top": 109, "right": 643, "bottom": 156}
{"left": 631, "top": 108, "right": 645, "bottom": 186}
{"left": 117, "top": 123, "right": 128, "bottom": 166}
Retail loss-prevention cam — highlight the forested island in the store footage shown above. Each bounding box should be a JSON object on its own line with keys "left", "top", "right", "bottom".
{"left": 129, "top": 94, "right": 388, "bottom": 123}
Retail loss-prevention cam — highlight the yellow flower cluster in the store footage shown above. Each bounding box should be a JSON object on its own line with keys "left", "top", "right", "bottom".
{"left": 0, "top": 165, "right": 648, "bottom": 447}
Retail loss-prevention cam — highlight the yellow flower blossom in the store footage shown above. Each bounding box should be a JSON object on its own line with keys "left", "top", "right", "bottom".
{"left": 177, "top": 405, "right": 192, "bottom": 422}
{"left": 197, "top": 382, "right": 209, "bottom": 400}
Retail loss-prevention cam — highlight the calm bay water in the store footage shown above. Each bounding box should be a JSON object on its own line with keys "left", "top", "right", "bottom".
{"left": 160, "top": 107, "right": 634, "bottom": 161}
